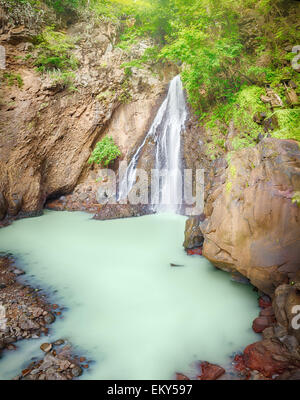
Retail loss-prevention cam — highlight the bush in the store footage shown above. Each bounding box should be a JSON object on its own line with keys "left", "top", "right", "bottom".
{"left": 34, "top": 26, "right": 78, "bottom": 72}
{"left": 88, "top": 136, "right": 121, "bottom": 167}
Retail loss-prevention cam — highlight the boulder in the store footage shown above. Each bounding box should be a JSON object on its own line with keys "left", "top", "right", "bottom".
{"left": 183, "top": 215, "right": 204, "bottom": 249}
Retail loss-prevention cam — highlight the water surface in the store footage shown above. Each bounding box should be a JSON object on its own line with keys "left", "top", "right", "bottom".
{"left": 0, "top": 211, "right": 258, "bottom": 379}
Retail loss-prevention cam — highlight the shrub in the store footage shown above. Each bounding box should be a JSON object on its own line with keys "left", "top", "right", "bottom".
{"left": 88, "top": 136, "right": 121, "bottom": 167}
{"left": 34, "top": 26, "right": 78, "bottom": 72}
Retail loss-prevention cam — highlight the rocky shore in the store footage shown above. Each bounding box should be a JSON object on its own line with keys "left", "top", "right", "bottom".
{"left": 0, "top": 255, "right": 87, "bottom": 380}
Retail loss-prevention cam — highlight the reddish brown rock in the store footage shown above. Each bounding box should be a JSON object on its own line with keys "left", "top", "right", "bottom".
{"left": 243, "top": 339, "right": 299, "bottom": 378}
{"left": 175, "top": 373, "right": 190, "bottom": 380}
{"left": 187, "top": 247, "right": 202, "bottom": 256}
{"left": 259, "top": 296, "right": 272, "bottom": 309}
{"left": 252, "top": 316, "right": 275, "bottom": 333}
{"left": 197, "top": 362, "right": 225, "bottom": 380}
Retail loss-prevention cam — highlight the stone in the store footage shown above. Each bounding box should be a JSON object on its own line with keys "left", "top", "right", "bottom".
{"left": 259, "top": 296, "right": 272, "bottom": 309}
{"left": 40, "top": 343, "right": 52, "bottom": 353}
{"left": 187, "top": 247, "right": 202, "bottom": 256}
{"left": 19, "top": 317, "right": 40, "bottom": 331}
{"left": 260, "top": 95, "right": 271, "bottom": 103}
{"left": 252, "top": 316, "right": 275, "bottom": 333}
{"left": 44, "top": 312, "right": 56, "bottom": 324}
{"left": 71, "top": 366, "right": 82, "bottom": 377}
{"left": 253, "top": 112, "right": 266, "bottom": 125}
{"left": 242, "top": 339, "right": 297, "bottom": 378}
{"left": 262, "top": 326, "right": 275, "bottom": 340}
{"left": 175, "top": 373, "right": 190, "bottom": 380}
{"left": 197, "top": 361, "right": 225, "bottom": 380}
{"left": 285, "top": 88, "right": 299, "bottom": 106}
{"left": 13, "top": 268, "right": 25, "bottom": 276}
{"left": 183, "top": 216, "right": 204, "bottom": 250}
{"left": 53, "top": 339, "right": 65, "bottom": 346}
{"left": 263, "top": 115, "right": 279, "bottom": 132}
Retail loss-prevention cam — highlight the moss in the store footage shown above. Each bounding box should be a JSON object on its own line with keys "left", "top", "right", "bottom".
{"left": 226, "top": 181, "right": 232, "bottom": 194}
{"left": 292, "top": 191, "right": 300, "bottom": 207}
{"left": 271, "top": 109, "right": 300, "bottom": 142}
{"left": 229, "top": 165, "right": 237, "bottom": 178}
{"left": 34, "top": 26, "right": 78, "bottom": 73}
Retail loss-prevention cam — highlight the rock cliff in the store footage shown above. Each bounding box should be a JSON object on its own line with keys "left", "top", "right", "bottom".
{"left": 0, "top": 12, "right": 173, "bottom": 220}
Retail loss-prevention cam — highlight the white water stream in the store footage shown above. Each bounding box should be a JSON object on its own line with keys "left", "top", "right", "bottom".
{"left": 118, "top": 75, "right": 187, "bottom": 213}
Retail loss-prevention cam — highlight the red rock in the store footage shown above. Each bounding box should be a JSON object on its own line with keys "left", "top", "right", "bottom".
{"left": 243, "top": 340, "right": 290, "bottom": 378}
{"left": 175, "top": 373, "right": 190, "bottom": 380}
{"left": 197, "top": 362, "right": 225, "bottom": 380}
{"left": 259, "top": 296, "right": 272, "bottom": 309}
{"left": 233, "top": 354, "right": 246, "bottom": 373}
{"left": 79, "top": 357, "right": 86, "bottom": 363}
{"left": 252, "top": 316, "right": 275, "bottom": 333}
{"left": 52, "top": 304, "right": 59, "bottom": 310}
{"left": 82, "top": 364, "right": 89, "bottom": 369}
{"left": 187, "top": 248, "right": 202, "bottom": 256}
{"left": 22, "top": 369, "right": 31, "bottom": 377}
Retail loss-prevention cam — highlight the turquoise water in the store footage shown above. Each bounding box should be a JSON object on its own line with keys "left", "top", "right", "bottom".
{"left": 0, "top": 211, "right": 259, "bottom": 379}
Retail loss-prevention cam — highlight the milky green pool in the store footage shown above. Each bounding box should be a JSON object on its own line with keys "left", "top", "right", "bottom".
{"left": 0, "top": 211, "right": 258, "bottom": 380}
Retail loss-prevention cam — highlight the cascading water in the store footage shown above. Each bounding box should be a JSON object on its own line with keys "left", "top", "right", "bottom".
{"left": 118, "top": 75, "right": 187, "bottom": 213}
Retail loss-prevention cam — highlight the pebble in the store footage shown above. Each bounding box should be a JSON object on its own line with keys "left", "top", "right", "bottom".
{"left": 40, "top": 343, "right": 52, "bottom": 353}
{"left": 13, "top": 268, "right": 25, "bottom": 276}
{"left": 44, "top": 312, "right": 56, "bottom": 324}
{"left": 53, "top": 339, "right": 64, "bottom": 346}
{"left": 71, "top": 366, "right": 82, "bottom": 377}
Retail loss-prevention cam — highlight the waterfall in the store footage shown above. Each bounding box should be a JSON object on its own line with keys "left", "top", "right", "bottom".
{"left": 118, "top": 75, "right": 187, "bottom": 213}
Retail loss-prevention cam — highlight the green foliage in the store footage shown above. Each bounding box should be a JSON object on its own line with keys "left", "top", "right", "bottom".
{"left": 118, "top": 79, "right": 132, "bottom": 103}
{"left": 44, "top": 0, "right": 83, "bottom": 14}
{"left": 3, "top": 72, "right": 24, "bottom": 88}
{"left": 88, "top": 136, "right": 121, "bottom": 167}
{"left": 271, "top": 109, "right": 300, "bottom": 142}
{"left": 226, "top": 180, "right": 232, "bottom": 194}
{"left": 46, "top": 70, "right": 76, "bottom": 89}
{"left": 34, "top": 26, "right": 78, "bottom": 72}
{"left": 292, "top": 192, "right": 300, "bottom": 207}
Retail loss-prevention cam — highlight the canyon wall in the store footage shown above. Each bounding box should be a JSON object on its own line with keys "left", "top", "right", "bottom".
{"left": 0, "top": 14, "right": 174, "bottom": 220}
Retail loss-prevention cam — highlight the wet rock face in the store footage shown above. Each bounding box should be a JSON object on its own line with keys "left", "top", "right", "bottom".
{"left": 0, "top": 20, "right": 168, "bottom": 220}
{"left": 190, "top": 138, "right": 300, "bottom": 296}
{"left": 183, "top": 216, "right": 204, "bottom": 250}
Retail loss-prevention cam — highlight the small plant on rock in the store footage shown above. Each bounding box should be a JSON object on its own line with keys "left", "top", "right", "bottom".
{"left": 88, "top": 136, "right": 121, "bottom": 167}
